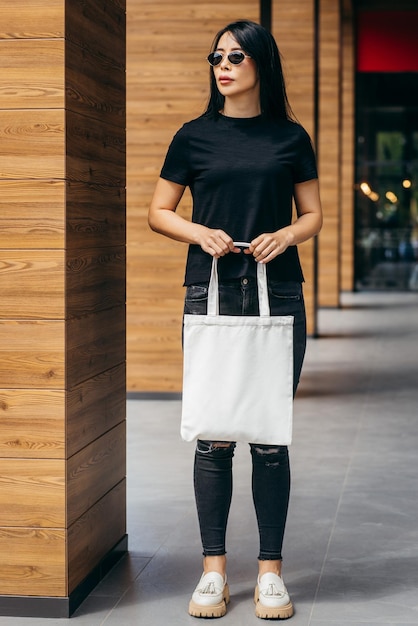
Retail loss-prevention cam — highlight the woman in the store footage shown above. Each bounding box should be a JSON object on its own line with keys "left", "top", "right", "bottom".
{"left": 148, "top": 20, "right": 322, "bottom": 620}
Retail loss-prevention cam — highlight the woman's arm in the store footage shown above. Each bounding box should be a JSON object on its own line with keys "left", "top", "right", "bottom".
{"left": 148, "top": 177, "right": 240, "bottom": 258}
{"left": 245, "top": 178, "right": 323, "bottom": 263}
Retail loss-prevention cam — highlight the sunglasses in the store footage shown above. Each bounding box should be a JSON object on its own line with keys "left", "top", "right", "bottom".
{"left": 207, "top": 51, "right": 251, "bottom": 66}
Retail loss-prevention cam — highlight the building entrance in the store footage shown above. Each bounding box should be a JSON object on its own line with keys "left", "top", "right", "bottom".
{"left": 355, "top": 73, "right": 418, "bottom": 291}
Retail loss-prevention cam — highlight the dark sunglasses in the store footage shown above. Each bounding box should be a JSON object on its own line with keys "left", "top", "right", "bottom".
{"left": 207, "top": 51, "right": 251, "bottom": 66}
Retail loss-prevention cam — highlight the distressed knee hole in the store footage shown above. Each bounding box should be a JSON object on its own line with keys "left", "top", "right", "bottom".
{"left": 251, "top": 445, "right": 289, "bottom": 467}
{"left": 253, "top": 446, "right": 282, "bottom": 456}
{"left": 196, "top": 440, "right": 236, "bottom": 455}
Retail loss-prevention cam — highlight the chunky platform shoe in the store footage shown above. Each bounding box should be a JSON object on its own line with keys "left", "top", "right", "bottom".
{"left": 189, "top": 571, "right": 230, "bottom": 618}
{"left": 254, "top": 572, "right": 294, "bottom": 620}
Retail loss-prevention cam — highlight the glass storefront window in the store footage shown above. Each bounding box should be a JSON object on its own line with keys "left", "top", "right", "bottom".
{"left": 355, "top": 73, "right": 418, "bottom": 290}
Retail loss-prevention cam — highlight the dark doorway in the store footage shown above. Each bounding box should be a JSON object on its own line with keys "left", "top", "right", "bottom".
{"left": 355, "top": 72, "right": 418, "bottom": 291}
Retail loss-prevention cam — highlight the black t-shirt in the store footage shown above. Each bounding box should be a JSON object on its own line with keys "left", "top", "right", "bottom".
{"left": 160, "top": 113, "right": 318, "bottom": 285}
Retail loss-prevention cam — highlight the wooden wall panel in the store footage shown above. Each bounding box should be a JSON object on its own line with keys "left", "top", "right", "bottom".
{"left": 0, "top": 0, "right": 126, "bottom": 607}
{"left": 272, "top": 1, "right": 315, "bottom": 135}
{"left": 0, "top": 181, "right": 65, "bottom": 249}
{"left": 65, "top": 0, "right": 125, "bottom": 126}
{"left": 0, "top": 390, "right": 65, "bottom": 459}
{"left": 0, "top": 528, "right": 66, "bottom": 597}
{"left": 0, "top": 321, "right": 65, "bottom": 389}
{"left": 0, "top": 251, "right": 64, "bottom": 319}
{"left": 0, "top": 460, "right": 65, "bottom": 527}
{"left": 0, "top": 0, "right": 67, "bottom": 599}
{"left": 66, "top": 247, "right": 125, "bottom": 318}
{"left": 66, "top": 305, "right": 126, "bottom": 388}
{"left": 318, "top": 0, "right": 341, "bottom": 306}
{"left": 272, "top": 0, "right": 316, "bottom": 335}
{"left": 67, "top": 364, "right": 125, "bottom": 457}
{"left": 68, "top": 480, "right": 126, "bottom": 593}
{"left": 66, "top": 181, "right": 125, "bottom": 250}
{"left": 66, "top": 112, "right": 125, "bottom": 186}
{"left": 0, "top": 0, "right": 64, "bottom": 39}
{"left": 65, "top": 0, "right": 125, "bottom": 63}
{"left": 0, "top": 40, "right": 64, "bottom": 109}
{"left": 65, "top": 0, "right": 127, "bottom": 604}
{"left": 341, "top": 4, "right": 355, "bottom": 291}
{"left": 67, "top": 423, "right": 126, "bottom": 527}
{"left": 0, "top": 111, "right": 65, "bottom": 179}
{"left": 127, "top": 0, "right": 259, "bottom": 392}
{"left": 67, "top": 40, "right": 125, "bottom": 125}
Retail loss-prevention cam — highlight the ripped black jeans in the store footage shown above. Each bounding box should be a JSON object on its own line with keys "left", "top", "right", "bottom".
{"left": 184, "top": 276, "right": 306, "bottom": 561}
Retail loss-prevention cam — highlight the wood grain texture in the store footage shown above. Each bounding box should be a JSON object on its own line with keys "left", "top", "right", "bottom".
{"left": 0, "top": 251, "right": 64, "bottom": 319}
{"left": 0, "top": 110, "right": 65, "bottom": 180}
{"left": 341, "top": 7, "right": 355, "bottom": 291}
{"left": 0, "top": 459, "right": 65, "bottom": 526}
{"left": 128, "top": 1, "right": 257, "bottom": 21}
{"left": 0, "top": 321, "right": 64, "bottom": 388}
{"left": 66, "top": 0, "right": 125, "bottom": 66}
{"left": 66, "top": 181, "right": 125, "bottom": 249}
{"left": 66, "top": 40, "right": 125, "bottom": 126}
{"left": 67, "top": 423, "right": 126, "bottom": 526}
{"left": 67, "top": 364, "right": 125, "bottom": 457}
{"left": 0, "top": 40, "right": 64, "bottom": 109}
{"left": 272, "top": 0, "right": 315, "bottom": 136}
{"left": 65, "top": 0, "right": 125, "bottom": 126}
{"left": 0, "top": 389, "right": 65, "bottom": 459}
{"left": 0, "top": 0, "right": 67, "bottom": 600}
{"left": 0, "top": 180, "right": 65, "bottom": 249}
{"left": 68, "top": 479, "right": 126, "bottom": 593}
{"left": 0, "top": 528, "right": 66, "bottom": 596}
{"left": 66, "top": 306, "right": 125, "bottom": 389}
{"left": 0, "top": 0, "right": 64, "bottom": 39}
{"left": 66, "top": 246, "right": 125, "bottom": 318}
{"left": 318, "top": 0, "right": 341, "bottom": 307}
{"left": 66, "top": 110, "right": 125, "bottom": 186}
{"left": 128, "top": 354, "right": 183, "bottom": 392}
{"left": 272, "top": 0, "right": 316, "bottom": 334}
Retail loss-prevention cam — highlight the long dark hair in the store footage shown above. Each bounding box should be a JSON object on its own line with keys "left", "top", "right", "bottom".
{"left": 205, "top": 20, "right": 295, "bottom": 121}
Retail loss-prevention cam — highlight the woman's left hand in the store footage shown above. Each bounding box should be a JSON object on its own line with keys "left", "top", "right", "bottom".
{"left": 244, "top": 230, "right": 294, "bottom": 263}
{"left": 245, "top": 179, "right": 323, "bottom": 263}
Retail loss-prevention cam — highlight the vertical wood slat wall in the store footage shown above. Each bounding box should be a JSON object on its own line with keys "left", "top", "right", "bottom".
{"left": 126, "top": 0, "right": 356, "bottom": 391}
{"left": 274, "top": 0, "right": 355, "bottom": 311}
{"left": 341, "top": 0, "right": 355, "bottom": 292}
{"left": 317, "top": 0, "right": 356, "bottom": 303}
{"left": 65, "top": 0, "right": 127, "bottom": 600}
{"left": 0, "top": 0, "right": 126, "bottom": 614}
{"left": 318, "top": 0, "right": 342, "bottom": 306}
{"left": 272, "top": 0, "right": 317, "bottom": 334}
{"left": 127, "top": 1, "right": 259, "bottom": 392}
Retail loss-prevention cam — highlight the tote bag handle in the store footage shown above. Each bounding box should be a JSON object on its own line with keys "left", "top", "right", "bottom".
{"left": 207, "top": 242, "right": 270, "bottom": 317}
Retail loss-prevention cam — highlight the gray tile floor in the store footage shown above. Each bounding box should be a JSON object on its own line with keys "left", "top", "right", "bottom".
{"left": 1, "top": 291, "right": 418, "bottom": 625}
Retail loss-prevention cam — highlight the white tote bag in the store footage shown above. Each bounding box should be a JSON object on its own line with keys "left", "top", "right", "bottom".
{"left": 181, "top": 245, "right": 294, "bottom": 445}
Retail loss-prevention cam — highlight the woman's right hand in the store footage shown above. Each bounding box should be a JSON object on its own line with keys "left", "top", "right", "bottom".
{"left": 149, "top": 178, "right": 240, "bottom": 257}
{"left": 196, "top": 226, "right": 241, "bottom": 258}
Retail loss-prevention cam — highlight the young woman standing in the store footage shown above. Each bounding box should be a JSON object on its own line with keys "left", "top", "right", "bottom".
{"left": 149, "top": 20, "right": 323, "bottom": 620}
